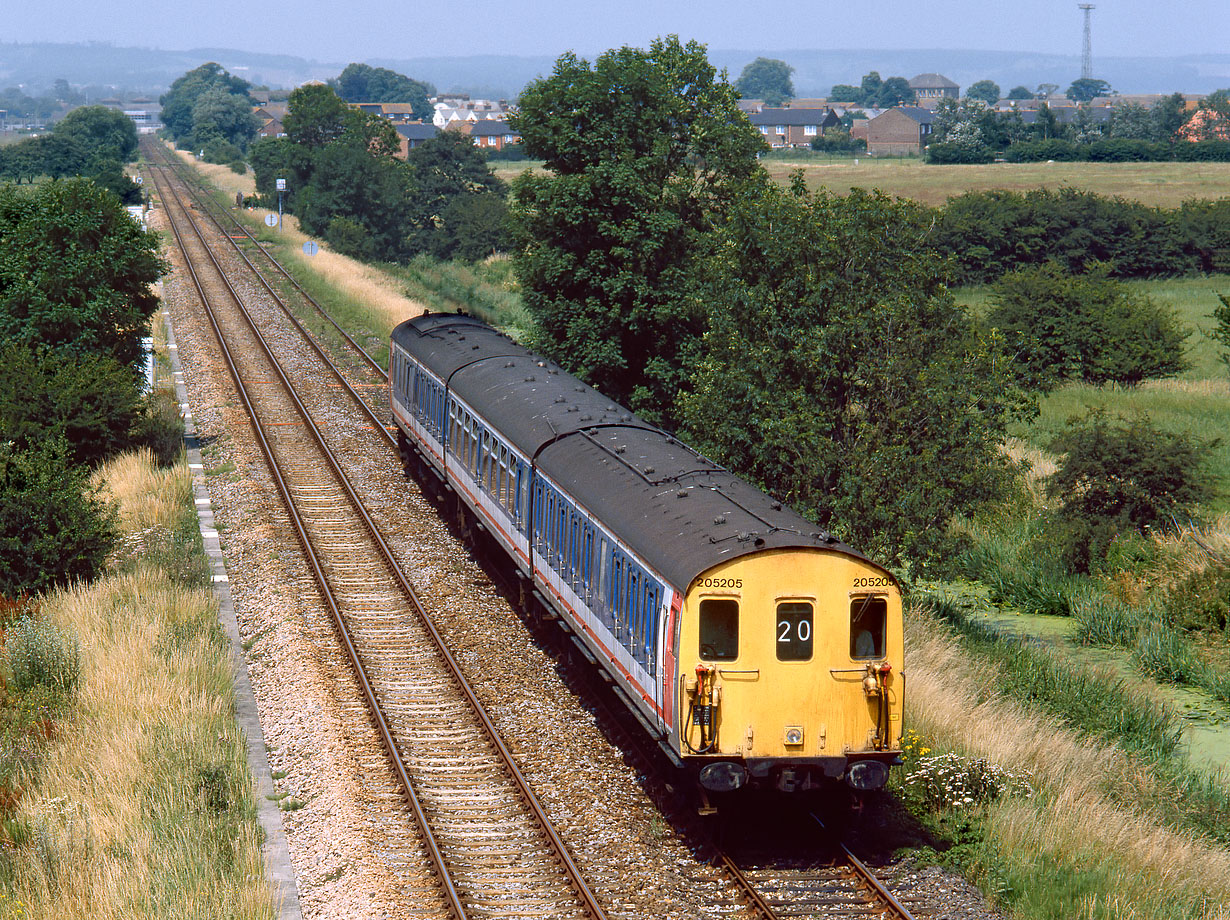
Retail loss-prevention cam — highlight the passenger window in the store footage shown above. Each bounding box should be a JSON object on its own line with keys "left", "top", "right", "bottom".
{"left": 850, "top": 596, "right": 887, "bottom": 659}
{"left": 699, "top": 599, "right": 738, "bottom": 661}
{"left": 776, "top": 602, "right": 813, "bottom": 661}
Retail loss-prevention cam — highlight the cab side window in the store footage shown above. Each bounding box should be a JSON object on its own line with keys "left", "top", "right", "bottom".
{"left": 699, "top": 599, "right": 738, "bottom": 661}
{"left": 850, "top": 596, "right": 887, "bottom": 659}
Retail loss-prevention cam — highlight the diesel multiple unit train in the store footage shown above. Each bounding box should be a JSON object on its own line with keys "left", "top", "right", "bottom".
{"left": 389, "top": 314, "right": 904, "bottom": 794}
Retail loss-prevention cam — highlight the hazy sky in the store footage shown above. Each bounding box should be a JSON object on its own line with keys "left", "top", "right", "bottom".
{"left": 10, "top": 0, "right": 1229, "bottom": 61}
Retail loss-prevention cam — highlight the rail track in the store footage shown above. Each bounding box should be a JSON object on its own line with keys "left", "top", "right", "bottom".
{"left": 145, "top": 147, "right": 608, "bottom": 920}
{"left": 714, "top": 812, "right": 921, "bottom": 919}
{"left": 144, "top": 140, "right": 932, "bottom": 920}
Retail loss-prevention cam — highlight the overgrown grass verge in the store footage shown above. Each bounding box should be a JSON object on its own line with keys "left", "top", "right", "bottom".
{"left": 957, "top": 509, "right": 1230, "bottom": 703}
{"left": 165, "top": 145, "right": 421, "bottom": 367}
{"left": 0, "top": 451, "right": 274, "bottom": 918}
{"left": 896, "top": 608, "right": 1230, "bottom": 919}
{"left": 912, "top": 583, "right": 1230, "bottom": 851}
{"left": 386, "top": 254, "right": 531, "bottom": 339}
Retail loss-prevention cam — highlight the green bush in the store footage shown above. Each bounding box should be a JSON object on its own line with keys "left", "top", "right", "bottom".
{"left": 1002, "top": 139, "right": 1083, "bottom": 162}
{"left": 134, "top": 389, "right": 186, "bottom": 467}
{"left": 925, "top": 142, "right": 995, "bottom": 164}
{"left": 5, "top": 616, "right": 80, "bottom": 695}
{"left": 201, "top": 138, "right": 243, "bottom": 166}
{"left": 1044, "top": 410, "right": 1216, "bottom": 573}
{"left": 0, "top": 344, "right": 145, "bottom": 468}
{"left": 0, "top": 440, "right": 117, "bottom": 597}
{"left": 1163, "top": 563, "right": 1230, "bottom": 634}
{"left": 987, "top": 262, "right": 1188, "bottom": 389}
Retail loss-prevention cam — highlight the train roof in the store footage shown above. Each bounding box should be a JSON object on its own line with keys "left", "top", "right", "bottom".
{"left": 393, "top": 314, "right": 886, "bottom": 590}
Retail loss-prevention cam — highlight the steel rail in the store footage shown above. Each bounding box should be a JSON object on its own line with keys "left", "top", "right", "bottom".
{"left": 813, "top": 813, "right": 917, "bottom": 920}
{"left": 149, "top": 160, "right": 609, "bottom": 920}
{"left": 142, "top": 149, "right": 397, "bottom": 455}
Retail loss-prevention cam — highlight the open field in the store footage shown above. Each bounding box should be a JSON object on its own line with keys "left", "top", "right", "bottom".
{"left": 961, "top": 272, "right": 1230, "bottom": 513}
{"left": 763, "top": 156, "right": 1230, "bottom": 208}
{"left": 494, "top": 156, "right": 1230, "bottom": 210}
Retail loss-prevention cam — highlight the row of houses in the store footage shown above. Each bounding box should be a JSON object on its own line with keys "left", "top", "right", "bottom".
{"left": 254, "top": 94, "right": 522, "bottom": 158}
{"left": 250, "top": 78, "right": 1217, "bottom": 162}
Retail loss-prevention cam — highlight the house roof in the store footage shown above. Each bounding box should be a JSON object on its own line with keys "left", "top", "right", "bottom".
{"left": 884, "top": 106, "right": 937, "bottom": 124}
{"left": 749, "top": 107, "right": 838, "bottom": 127}
{"left": 469, "top": 120, "right": 518, "bottom": 136}
{"left": 396, "top": 123, "right": 440, "bottom": 140}
{"left": 909, "top": 73, "right": 959, "bottom": 89}
{"left": 1016, "top": 105, "right": 1113, "bottom": 125}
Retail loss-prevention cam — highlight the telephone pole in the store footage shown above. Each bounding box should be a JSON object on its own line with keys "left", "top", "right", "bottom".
{"left": 1079, "top": 4, "right": 1096, "bottom": 79}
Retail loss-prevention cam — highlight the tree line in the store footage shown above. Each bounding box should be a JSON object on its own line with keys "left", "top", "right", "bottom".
{"left": 510, "top": 38, "right": 1034, "bottom": 570}
{"left": 0, "top": 105, "right": 142, "bottom": 202}
{"left": 508, "top": 37, "right": 1222, "bottom": 573}
{"left": 926, "top": 91, "right": 1230, "bottom": 164}
{"left": 0, "top": 178, "right": 170, "bottom": 598}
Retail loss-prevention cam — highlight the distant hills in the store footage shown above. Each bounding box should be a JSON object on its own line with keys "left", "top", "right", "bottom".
{"left": 2, "top": 41, "right": 1228, "bottom": 100}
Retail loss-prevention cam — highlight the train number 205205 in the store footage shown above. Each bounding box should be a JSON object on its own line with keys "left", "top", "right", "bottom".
{"left": 698, "top": 577, "right": 743, "bottom": 589}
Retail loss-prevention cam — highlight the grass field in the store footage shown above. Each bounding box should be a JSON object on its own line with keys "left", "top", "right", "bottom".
{"left": 957, "top": 273, "right": 1230, "bottom": 513}
{"left": 495, "top": 155, "right": 1230, "bottom": 210}
{"left": 763, "top": 155, "right": 1230, "bottom": 209}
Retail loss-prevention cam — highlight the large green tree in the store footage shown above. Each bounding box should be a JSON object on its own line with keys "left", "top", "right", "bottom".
{"left": 1067, "top": 77, "right": 1113, "bottom": 103}
{"left": 734, "top": 57, "right": 795, "bottom": 106}
{"left": 0, "top": 179, "right": 166, "bottom": 368}
{"left": 191, "top": 85, "right": 260, "bottom": 152}
{"left": 282, "top": 82, "right": 353, "bottom": 150}
{"left": 966, "top": 80, "right": 1002, "bottom": 105}
{"left": 510, "top": 36, "right": 765, "bottom": 425}
{"left": 334, "top": 62, "right": 433, "bottom": 120}
{"left": 680, "top": 179, "right": 1030, "bottom": 568}
{"left": 159, "top": 62, "right": 255, "bottom": 149}
{"left": 404, "top": 131, "right": 508, "bottom": 259}
{"left": 0, "top": 105, "right": 141, "bottom": 190}
{"left": 877, "top": 76, "right": 917, "bottom": 107}
{"left": 54, "top": 105, "right": 138, "bottom": 163}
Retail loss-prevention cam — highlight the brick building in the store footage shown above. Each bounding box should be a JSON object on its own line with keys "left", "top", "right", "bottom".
{"left": 866, "top": 107, "right": 936, "bottom": 156}
{"left": 749, "top": 107, "right": 842, "bottom": 148}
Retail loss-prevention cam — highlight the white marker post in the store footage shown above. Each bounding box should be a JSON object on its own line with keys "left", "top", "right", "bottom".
{"left": 276, "top": 178, "right": 286, "bottom": 233}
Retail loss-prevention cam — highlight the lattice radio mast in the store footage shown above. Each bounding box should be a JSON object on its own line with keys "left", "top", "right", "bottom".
{"left": 1079, "top": 4, "right": 1096, "bottom": 79}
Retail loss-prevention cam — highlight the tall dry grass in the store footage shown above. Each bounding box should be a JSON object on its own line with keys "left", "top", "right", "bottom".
{"left": 906, "top": 609, "right": 1230, "bottom": 916}
{"left": 3, "top": 451, "right": 275, "bottom": 919}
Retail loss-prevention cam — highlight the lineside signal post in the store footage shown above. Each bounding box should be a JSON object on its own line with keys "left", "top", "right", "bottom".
{"left": 276, "top": 178, "right": 286, "bottom": 233}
